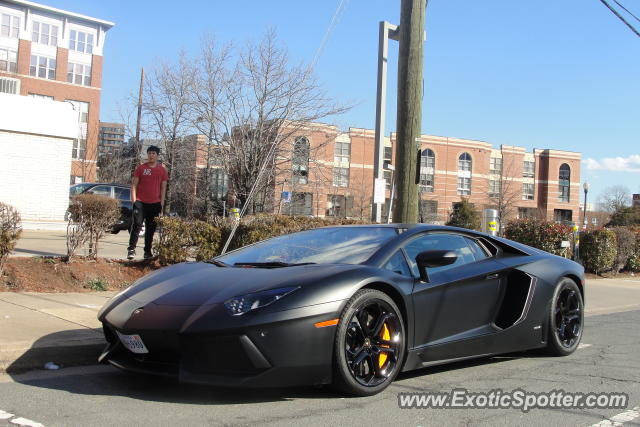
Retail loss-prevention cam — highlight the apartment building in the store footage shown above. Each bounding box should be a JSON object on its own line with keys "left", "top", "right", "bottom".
{"left": 0, "top": 0, "right": 114, "bottom": 183}
{"left": 273, "top": 125, "right": 582, "bottom": 224}
{"left": 98, "top": 121, "right": 124, "bottom": 157}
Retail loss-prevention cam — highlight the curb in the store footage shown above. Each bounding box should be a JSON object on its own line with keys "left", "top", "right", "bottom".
{"left": 1, "top": 340, "right": 105, "bottom": 374}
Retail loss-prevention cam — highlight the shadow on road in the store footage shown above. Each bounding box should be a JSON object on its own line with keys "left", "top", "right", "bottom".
{"left": 7, "top": 330, "right": 533, "bottom": 405}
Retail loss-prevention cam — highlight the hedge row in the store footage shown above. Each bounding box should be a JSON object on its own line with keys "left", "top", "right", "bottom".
{"left": 503, "top": 219, "right": 573, "bottom": 257}
{"left": 154, "top": 214, "right": 366, "bottom": 265}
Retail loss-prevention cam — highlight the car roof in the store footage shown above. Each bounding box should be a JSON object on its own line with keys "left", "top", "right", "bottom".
{"left": 72, "top": 182, "right": 129, "bottom": 188}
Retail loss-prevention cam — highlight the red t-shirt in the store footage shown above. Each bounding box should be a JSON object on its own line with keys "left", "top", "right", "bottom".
{"left": 133, "top": 163, "right": 168, "bottom": 203}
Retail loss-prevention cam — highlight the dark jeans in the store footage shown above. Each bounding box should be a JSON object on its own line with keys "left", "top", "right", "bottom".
{"left": 128, "top": 201, "right": 162, "bottom": 253}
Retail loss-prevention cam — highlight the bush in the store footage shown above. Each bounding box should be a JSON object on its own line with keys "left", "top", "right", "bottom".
{"left": 503, "top": 219, "right": 573, "bottom": 256}
{"left": 607, "top": 206, "right": 640, "bottom": 227}
{"left": 446, "top": 198, "right": 480, "bottom": 231}
{"left": 0, "top": 202, "right": 22, "bottom": 275}
{"left": 626, "top": 231, "right": 640, "bottom": 272}
{"left": 155, "top": 214, "right": 369, "bottom": 265}
{"left": 610, "top": 227, "right": 636, "bottom": 274}
{"left": 67, "top": 194, "right": 120, "bottom": 259}
{"left": 580, "top": 228, "right": 617, "bottom": 275}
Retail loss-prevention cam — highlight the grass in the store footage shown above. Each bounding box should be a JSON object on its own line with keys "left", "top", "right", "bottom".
{"left": 87, "top": 277, "right": 108, "bottom": 291}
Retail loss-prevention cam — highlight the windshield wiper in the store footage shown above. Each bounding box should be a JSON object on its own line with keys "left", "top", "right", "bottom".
{"left": 233, "top": 262, "right": 316, "bottom": 268}
{"left": 204, "top": 259, "right": 229, "bottom": 267}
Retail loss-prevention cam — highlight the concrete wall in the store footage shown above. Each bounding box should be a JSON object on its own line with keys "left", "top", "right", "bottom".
{"left": 0, "top": 93, "right": 76, "bottom": 228}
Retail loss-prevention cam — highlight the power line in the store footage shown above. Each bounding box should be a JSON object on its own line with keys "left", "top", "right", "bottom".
{"left": 598, "top": 0, "right": 640, "bottom": 37}
{"left": 310, "top": 0, "right": 351, "bottom": 70}
{"left": 612, "top": 0, "right": 640, "bottom": 24}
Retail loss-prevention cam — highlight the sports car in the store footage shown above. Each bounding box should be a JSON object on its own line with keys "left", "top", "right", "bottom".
{"left": 97, "top": 224, "right": 584, "bottom": 396}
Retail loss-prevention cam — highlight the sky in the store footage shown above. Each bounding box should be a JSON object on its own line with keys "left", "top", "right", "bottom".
{"left": 44, "top": 0, "right": 640, "bottom": 205}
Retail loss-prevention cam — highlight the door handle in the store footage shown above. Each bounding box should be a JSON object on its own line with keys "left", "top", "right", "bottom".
{"left": 485, "top": 273, "right": 499, "bottom": 280}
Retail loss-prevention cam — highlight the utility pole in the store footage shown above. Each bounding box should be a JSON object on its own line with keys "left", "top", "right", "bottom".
{"left": 393, "top": 0, "right": 426, "bottom": 223}
{"left": 134, "top": 67, "right": 144, "bottom": 165}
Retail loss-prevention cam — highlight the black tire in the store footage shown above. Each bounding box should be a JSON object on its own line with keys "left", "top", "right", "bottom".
{"left": 546, "top": 278, "right": 583, "bottom": 356}
{"left": 332, "top": 289, "right": 405, "bottom": 396}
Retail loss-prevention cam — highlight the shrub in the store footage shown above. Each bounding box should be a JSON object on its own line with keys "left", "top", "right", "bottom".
{"left": 67, "top": 194, "right": 120, "bottom": 259}
{"left": 607, "top": 206, "right": 640, "bottom": 227}
{"left": 191, "top": 220, "right": 222, "bottom": 261}
{"left": 0, "top": 202, "right": 22, "bottom": 276}
{"left": 446, "top": 198, "right": 480, "bottom": 231}
{"left": 155, "top": 216, "right": 193, "bottom": 265}
{"left": 580, "top": 228, "right": 617, "bottom": 275}
{"left": 627, "top": 231, "right": 640, "bottom": 273}
{"left": 610, "top": 227, "right": 636, "bottom": 274}
{"left": 87, "top": 277, "right": 108, "bottom": 291}
{"left": 503, "top": 219, "right": 573, "bottom": 256}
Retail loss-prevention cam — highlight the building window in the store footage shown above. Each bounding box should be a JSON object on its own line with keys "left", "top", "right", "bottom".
{"left": 558, "top": 163, "right": 570, "bottom": 202}
{"left": 209, "top": 168, "right": 228, "bottom": 199}
{"left": 0, "top": 76, "right": 20, "bottom": 94}
{"left": 69, "top": 30, "right": 94, "bottom": 54}
{"left": 523, "top": 160, "right": 535, "bottom": 178}
{"left": 457, "top": 177, "right": 471, "bottom": 195}
{"left": 334, "top": 141, "right": 350, "bottom": 164}
{"left": 326, "top": 194, "right": 353, "bottom": 217}
{"left": 0, "top": 48, "right": 17, "bottom": 72}
{"left": 419, "top": 148, "right": 435, "bottom": 192}
{"left": 1, "top": 13, "right": 19, "bottom": 38}
{"left": 285, "top": 192, "right": 313, "bottom": 216}
{"left": 383, "top": 170, "right": 391, "bottom": 190}
{"left": 333, "top": 167, "right": 349, "bottom": 187}
{"left": 489, "top": 179, "right": 501, "bottom": 197}
{"left": 32, "top": 21, "right": 58, "bottom": 46}
{"left": 292, "top": 136, "right": 309, "bottom": 184}
{"left": 66, "top": 100, "right": 89, "bottom": 123}
{"left": 29, "top": 55, "right": 56, "bottom": 80}
{"left": 72, "top": 138, "right": 86, "bottom": 160}
{"left": 384, "top": 146, "right": 392, "bottom": 162}
{"left": 518, "top": 207, "right": 537, "bottom": 219}
{"left": 29, "top": 93, "right": 54, "bottom": 100}
{"left": 419, "top": 200, "right": 438, "bottom": 223}
{"left": 458, "top": 152, "right": 472, "bottom": 172}
{"left": 522, "top": 183, "right": 534, "bottom": 200}
{"left": 70, "top": 175, "right": 83, "bottom": 185}
{"left": 489, "top": 157, "right": 502, "bottom": 174}
{"left": 457, "top": 152, "right": 472, "bottom": 195}
{"left": 67, "top": 63, "right": 91, "bottom": 86}
{"left": 554, "top": 209, "right": 572, "bottom": 224}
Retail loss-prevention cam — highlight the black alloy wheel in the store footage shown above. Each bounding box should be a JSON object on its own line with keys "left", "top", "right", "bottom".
{"left": 332, "top": 289, "right": 405, "bottom": 396}
{"left": 546, "top": 278, "right": 583, "bottom": 356}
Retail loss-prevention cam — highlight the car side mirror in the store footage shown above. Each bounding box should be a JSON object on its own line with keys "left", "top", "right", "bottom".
{"left": 415, "top": 250, "right": 457, "bottom": 282}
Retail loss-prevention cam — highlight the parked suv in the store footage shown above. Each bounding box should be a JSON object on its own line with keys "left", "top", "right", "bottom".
{"left": 69, "top": 183, "right": 134, "bottom": 234}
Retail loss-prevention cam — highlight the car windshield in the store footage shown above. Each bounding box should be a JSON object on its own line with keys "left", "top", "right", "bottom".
{"left": 69, "top": 183, "right": 93, "bottom": 196}
{"left": 216, "top": 227, "right": 398, "bottom": 266}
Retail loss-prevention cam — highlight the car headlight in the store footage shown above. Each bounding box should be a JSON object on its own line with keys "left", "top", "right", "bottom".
{"left": 224, "top": 286, "right": 300, "bottom": 316}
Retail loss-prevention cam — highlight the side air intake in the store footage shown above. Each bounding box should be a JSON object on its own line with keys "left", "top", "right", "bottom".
{"left": 494, "top": 270, "right": 536, "bottom": 329}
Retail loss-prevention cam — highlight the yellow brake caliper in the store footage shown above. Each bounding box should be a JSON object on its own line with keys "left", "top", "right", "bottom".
{"left": 379, "top": 323, "right": 391, "bottom": 368}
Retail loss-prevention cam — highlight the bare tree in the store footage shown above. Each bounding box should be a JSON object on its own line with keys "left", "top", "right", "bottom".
{"left": 597, "top": 185, "right": 631, "bottom": 213}
{"left": 215, "top": 30, "right": 349, "bottom": 213}
{"left": 485, "top": 157, "right": 521, "bottom": 234}
{"left": 143, "top": 51, "right": 196, "bottom": 214}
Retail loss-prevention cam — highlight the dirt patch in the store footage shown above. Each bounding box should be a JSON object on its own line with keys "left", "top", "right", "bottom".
{"left": 1, "top": 257, "right": 160, "bottom": 292}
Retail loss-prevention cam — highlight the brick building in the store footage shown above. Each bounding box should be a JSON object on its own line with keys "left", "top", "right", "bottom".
{"left": 271, "top": 124, "right": 582, "bottom": 224}
{"left": 0, "top": 0, "right": 114, "bottom": 183}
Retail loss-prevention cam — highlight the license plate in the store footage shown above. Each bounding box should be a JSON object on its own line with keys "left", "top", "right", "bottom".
{"left": 116, "top": 331, "right": 149, "bottom": 354}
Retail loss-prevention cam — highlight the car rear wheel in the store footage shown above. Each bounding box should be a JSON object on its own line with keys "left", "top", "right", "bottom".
{"left": 546, "top": 278, "right": 583, "bottom": 356}
{"left": 332, "top": 289, "right": 405, "bottom": 396}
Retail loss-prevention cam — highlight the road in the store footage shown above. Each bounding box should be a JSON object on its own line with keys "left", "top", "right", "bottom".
{"left": 1, "top": 281, "right": 639, "bottom": 426}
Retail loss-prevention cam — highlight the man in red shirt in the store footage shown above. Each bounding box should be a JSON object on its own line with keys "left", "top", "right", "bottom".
{"left": 127, "top": 145, "right": 168, "bottom": 260}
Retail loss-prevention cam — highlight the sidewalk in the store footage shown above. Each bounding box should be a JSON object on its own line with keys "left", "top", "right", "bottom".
{"left": 0, "top": 291, "right": 115, "bottom": 373}
{"left": 12, "top": 230, "right": 132, "bottom": 259}
{"left": 1, "top": 279, "right": 639, "bottom": 375}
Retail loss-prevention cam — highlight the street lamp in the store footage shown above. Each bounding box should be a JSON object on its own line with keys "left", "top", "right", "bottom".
{"left": 582, "top": 181, "right": 589, "bottom": 230}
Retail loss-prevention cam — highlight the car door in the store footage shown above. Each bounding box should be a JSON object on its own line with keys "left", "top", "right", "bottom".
{"left": 405, "top": 232, "right": 505, "bottom": 349}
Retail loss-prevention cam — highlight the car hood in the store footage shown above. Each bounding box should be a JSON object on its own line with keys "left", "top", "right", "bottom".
{"left": 121, "top": 261, "right": 354, "bottom": 307}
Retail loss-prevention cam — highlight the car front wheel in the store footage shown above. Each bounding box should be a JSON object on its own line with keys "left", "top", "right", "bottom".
{"left": 332, "top": 289, "right": 405, "bottom": 396}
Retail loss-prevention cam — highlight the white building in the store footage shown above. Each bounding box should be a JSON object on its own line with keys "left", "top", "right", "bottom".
{"left": 0, "top": 92, "right": 77, "bottom": 228}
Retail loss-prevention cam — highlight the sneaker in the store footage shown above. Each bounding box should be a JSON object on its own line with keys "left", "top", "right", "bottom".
{"left": 144, "top": 251, "right": 153, "bottom": 260}
{"left": 127, "top": 249, "right": 135, "bottom": 260}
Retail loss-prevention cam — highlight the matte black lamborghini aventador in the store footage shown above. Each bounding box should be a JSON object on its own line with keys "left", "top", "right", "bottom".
{"left": 98, "top": 225, "right": 585, "bottom": 396}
